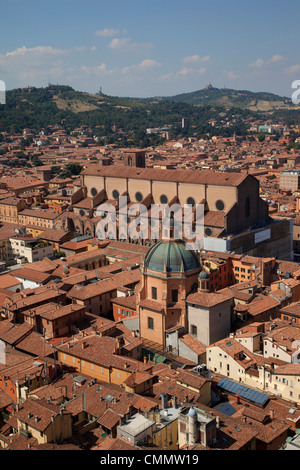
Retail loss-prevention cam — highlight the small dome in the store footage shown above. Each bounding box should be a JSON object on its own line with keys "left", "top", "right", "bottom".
{"left": 198, "top": 269, "right": 209, "bottom": 280}
{"left": 144, "top": 240, "right": 200, "bottom": 274}
{"left": 188, "top": 407, "right": 197, "bottom": 418}
{"left": 62, "top": 265, "right": 69, "bottom": 275}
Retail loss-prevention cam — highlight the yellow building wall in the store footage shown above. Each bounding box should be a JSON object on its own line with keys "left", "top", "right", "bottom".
{"left": 151, "top": 181, "right": 177, "bottom": 205}
{"left": 127, "top": 179, "right": 152, "bottom": 203}
{"left": 206, "top": 185, "right": 236, "bottom": 213}
{"left": 57, "top": 350, "right": 131, "bottom": 385}
{"left": 152, "top": 420, "right": 178, "bottom": 450}
{"left": 177, "top": 182, "right": 206, "bottom": 206}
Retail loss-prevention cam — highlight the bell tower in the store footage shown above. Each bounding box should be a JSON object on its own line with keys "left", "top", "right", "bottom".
{"left": 123, "top": 149, "right": 146, "bottom": 168}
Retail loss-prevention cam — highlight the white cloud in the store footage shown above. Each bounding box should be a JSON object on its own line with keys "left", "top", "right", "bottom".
{"left": 3, "top": 45, "right": 68, "bottom": 59}
{"left": 176, "top": 66, "right": 206, "bottom": 77}
{"left": 0, "top": 46, "right": 71, "bottom": 86}
{"left": 249, "top": 55, "right": 286, "bottom": 69}
{"left": 159, "top": 73, "right": 174, "bottom": 82}
{"left": 249, "top": 58, "right": 265, "bottom": 68}
{"left": 108, "top": 37, "right": 130, "bottom": 49}
{"left": 81, "top": 63, "right": 116, "bottom": 76}
{"left": 108, "top": 37, "right": 154, "bottom": 52}
{"left": 268, "top": 54, "right": 285, "bottom": 63}
{"left": 223, "top": 70, "right": 240, "bottom": 80}
{"left": 0, "top": 45, "right": 102, "bottom": 89}
{"left": 95, "top": 28, "right": 120, "bottom": 37}
{"left": 159, "top": 65, "right": 206, "bottom": 82}
{"left": 285, "top": 64, "right": 300, "bottom": 74}
{"left": 183, "top": 54, "right": 210, "bottom": 64}
{"left": 122, "top": 59, "right": 161, "bottom": 75}
{"left": 176, "top": 67, "right": 194, "bottom": 77}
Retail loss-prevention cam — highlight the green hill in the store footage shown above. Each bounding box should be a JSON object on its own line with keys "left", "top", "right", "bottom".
{"left": 1, "top": 85, "right": 300, "bottom": 147}
{"left": 161, "top": 86, "right": 295, "bottom": 111}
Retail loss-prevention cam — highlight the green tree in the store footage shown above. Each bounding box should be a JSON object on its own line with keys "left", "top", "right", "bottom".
{"left": 32, "top": 156, "right": 43, "bottom": 166}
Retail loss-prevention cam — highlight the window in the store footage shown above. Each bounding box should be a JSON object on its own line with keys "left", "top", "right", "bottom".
{"left": 135, "top": 192, "right": 143, "bottom": 202}
{"left": 148, "top": 317, "right": 154, "bottom": 330}
{"left": 171, "top": 289, "right": 178, "bottom": 303}
{"left": 187, "top": 197, "right": 195, "bottom": 207}
{"left": 216, "top": 200, "right": 225, "bottom": 211}
{"left": 160, "top": 194, "right": 168, "bottom": 204}
{"left": 191, "top": 325, "right": 197, "bottom": 335}
{"left": 152, "top": 286, "right": 157, "bottom": 300}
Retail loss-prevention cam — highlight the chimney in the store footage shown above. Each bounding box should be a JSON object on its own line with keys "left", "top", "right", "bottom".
{"left": 35, "top": 416, "right": 39, "bottom": 423}
{"left": 171, "top": 396, "right": 177, "bottom": 408}
{"left": 269, "top": 409, "right": 274, "bottom": 419}
{"left": 160, "top": 394, "right": 167, "bottom": 410}
{"left": 81, "top": 341, "right": 86, "bottom": 349}
{"left": 143, "top": 356, "right": 147, "bottom": 364}
{"left": 236, "top": 394, "right": 240, "bottom": 404}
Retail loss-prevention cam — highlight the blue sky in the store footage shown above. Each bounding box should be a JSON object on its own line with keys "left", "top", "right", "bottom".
{"left": 1, "top": 0, "right": 300, "bottom": 97}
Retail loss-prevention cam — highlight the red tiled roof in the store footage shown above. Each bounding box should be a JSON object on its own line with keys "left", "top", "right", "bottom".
{"left": 82, "top": 165, "right": 250, "bottom": 187}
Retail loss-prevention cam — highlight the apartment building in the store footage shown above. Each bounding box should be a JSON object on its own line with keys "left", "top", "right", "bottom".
{"left": 0, "top": 197, "right": 27, "bottom": 224}
{"left": 9, "top": 236, "right": 53, "bottom": 263}
{"left": 55, "top": 335, "right": 152, "bottom": 388}
{"left": 280, "top": 169, "right": 300, "bottom": 192}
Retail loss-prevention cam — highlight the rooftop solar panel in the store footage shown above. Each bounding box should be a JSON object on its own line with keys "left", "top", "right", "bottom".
{"left": 217, "top": 378, "right": 269, "bottom": 406}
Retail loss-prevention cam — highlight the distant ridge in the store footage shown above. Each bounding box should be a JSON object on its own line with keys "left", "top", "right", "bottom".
{"left": 160, "top": 86, "right": 294, "bottom": 111}
{"left": 1, "top": 84, "right": 299, "bottom": 136}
